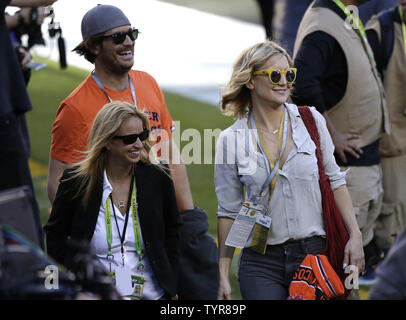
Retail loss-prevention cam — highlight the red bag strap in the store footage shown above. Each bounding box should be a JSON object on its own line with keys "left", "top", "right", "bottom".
{"left": 297, "top": 107, "right": 324, "bottom": 179}
{"left": 298, "top": 106, "right": 350, "bottom": 299}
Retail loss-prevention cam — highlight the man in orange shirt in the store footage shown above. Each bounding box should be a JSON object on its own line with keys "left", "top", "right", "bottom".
{"left": 47, "top": 4, "right": 193, "bottom": 212}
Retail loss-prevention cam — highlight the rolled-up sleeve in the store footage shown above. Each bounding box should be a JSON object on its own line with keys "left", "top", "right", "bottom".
{"left": 214, "top": 130, "right": 244, "bottom": 219}
{"left": 310, "top": 107, "right": 347, "bottom": 190}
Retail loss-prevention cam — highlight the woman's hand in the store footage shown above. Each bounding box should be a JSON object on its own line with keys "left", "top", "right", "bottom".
{"left": 217, "top": 218, "right": 235, "bottom": 300}
{"left": 332, "top": 185, "right": 365, "bottom": 274}
{"left": 217, "top": 277, "right": 232, "bottom": 300}
{"left": 343, "top": 233, "right": 365, "bottom": 275}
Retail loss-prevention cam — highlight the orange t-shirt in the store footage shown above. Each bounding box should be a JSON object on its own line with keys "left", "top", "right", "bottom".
{"left": 50, "top": 70, "right": 174, "bottom": 163}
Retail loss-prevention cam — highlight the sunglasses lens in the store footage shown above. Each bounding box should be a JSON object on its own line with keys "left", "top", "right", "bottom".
{"left": 112, "top": 33, "right": 127, "bottom": 44}
{"left": 139, "top": 129, "right": 149, "bottom": 141}
{"left": 111, "top": 29, "right": 136, "bottom": 44}
{"left": 270, "top": 70, "right": 281, "bottom": 84}
{"left": 286, "top": 69, "right": 296, "bottom": 83}
{"left": 117, "top": 130, "right": 149, "bottom": 145}
{"left": 122, "top": 135, "right": 137, "bottom": 145}
{"left": 130, "top": 29, "right": 139, "bottom": 41}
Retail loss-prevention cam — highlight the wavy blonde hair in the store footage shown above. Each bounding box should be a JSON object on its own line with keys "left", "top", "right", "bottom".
{"left": 66, "top": 101, "right": 156, "bottom": 206}
{"left": 220, "top": 40, "right": 293, "bottom": 118}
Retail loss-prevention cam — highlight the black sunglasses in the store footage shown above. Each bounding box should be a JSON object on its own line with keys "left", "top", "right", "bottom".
{"left": 114, "top": 129, "right": 149, "bottom": 145}
{"left": 101, "top": 28, "right": 140, "bottom": 44}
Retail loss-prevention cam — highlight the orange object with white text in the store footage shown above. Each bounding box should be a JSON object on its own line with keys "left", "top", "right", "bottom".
{"left": 289, "top": 254, "right": 345, "bottom": 300}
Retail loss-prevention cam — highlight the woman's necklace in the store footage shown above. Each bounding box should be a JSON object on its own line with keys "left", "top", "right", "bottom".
{"left": 256, "top": 111, "right": 283, "bottom": 135}
{"left": 260, "top": 125, "right": 281, "bottom": 135}
{"left": 108, "top": 172, "right": 132, "bottom": 211}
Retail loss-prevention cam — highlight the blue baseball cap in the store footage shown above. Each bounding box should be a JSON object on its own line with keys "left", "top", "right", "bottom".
{"left": 81, "top": 4, "right": 131, "bottom": 40}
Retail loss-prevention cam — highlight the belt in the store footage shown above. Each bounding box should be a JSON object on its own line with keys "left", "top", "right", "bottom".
{"left": 267, "top": 235, "right": 326, "bottom": 254}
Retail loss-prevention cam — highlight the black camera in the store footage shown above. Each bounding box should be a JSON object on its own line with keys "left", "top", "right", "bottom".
{"left": 11, "top": 6, "right": 67, "bottom": 69}
{"left": 13, "top": 7, "right": 51, "bottom": 48}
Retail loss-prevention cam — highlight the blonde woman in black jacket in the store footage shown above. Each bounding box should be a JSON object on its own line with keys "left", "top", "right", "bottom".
{"left": 44, "top": 101, "right": 181, "bottom": 300}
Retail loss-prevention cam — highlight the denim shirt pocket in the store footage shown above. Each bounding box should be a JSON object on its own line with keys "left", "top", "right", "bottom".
{"left": 293, "top": 138, "right": 318, "bottom": 181}
{"left": 238, "top": 152, "right": 269, "bottom": 203}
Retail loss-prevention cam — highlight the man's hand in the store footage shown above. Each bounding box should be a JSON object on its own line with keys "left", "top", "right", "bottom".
{"left": 322, "top": 112, "right": 363, "bottom": 164}
{"left": 332, "top": 131, "right": 363, "bottom": 164}
{"left": 16, "top": 46, "right": 32, "bottom": 68}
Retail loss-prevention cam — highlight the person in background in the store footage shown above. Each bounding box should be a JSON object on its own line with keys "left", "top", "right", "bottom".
{"left": 5, "top": 5, "right": 50, "bottom": 169}
{"left": 44, "top": 101, "right": 181, "bottom": 300}
{"left": 255, "top": 0, "right": 274, "bottom": 39}
{"left": 215, "top": 41, "right": 363, "bottom": 300}
{"left": 369, "top": 228, "right": 406, "bottom": 299}
{"left": 0, "top": 0, "right": 57, "bottom": 249}
{"left": 292, "top": 0, "right": 391, "bottom": 298}
{"left": 255, "top": 0, "right": 396, "bottom": 57}
{"left": 362, "top": 0, "right": 406, "bottom": 283}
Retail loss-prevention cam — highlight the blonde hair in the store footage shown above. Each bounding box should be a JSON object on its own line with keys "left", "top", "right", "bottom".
{"left": 66, "top": 101, "right": 155, "bottom": 206}
{"left": 220, "top": 40, "right": 293, "bottom": 118}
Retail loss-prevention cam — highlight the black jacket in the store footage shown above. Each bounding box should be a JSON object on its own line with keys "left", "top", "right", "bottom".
{"left": 44, "top": 162, "right": 182, "bottom": 297}
{"left": 177, "top": 207, "right": 219, "bottom": 299}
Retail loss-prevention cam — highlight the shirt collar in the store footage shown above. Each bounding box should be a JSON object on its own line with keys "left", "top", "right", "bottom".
{"left": 313, "top": 0, "right": 347, "bottom": 21}
{"left": 102, "top": 170, "right": 113, "bottom": 205}
{"left": 231, "top": 103, "right": 309, "bottom": 149}
{"left": 285, "top": 103, "right": 309, "bottom": 149}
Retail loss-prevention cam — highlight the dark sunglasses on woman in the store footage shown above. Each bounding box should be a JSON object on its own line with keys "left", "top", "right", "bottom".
{"left": 114, "top": 129, "right": 149, "bottom": 145}
{"left": 101, "top": 28, "right": 140, "bottom": 45}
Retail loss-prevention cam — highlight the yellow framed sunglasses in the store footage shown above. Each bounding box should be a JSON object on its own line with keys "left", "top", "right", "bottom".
{"left": 253, "top": 67, "right": 297, "bottom": 85}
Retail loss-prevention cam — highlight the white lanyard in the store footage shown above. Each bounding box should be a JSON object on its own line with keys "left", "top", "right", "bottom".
{"left": 91, "top": 73, "right": 137, "bottom": 106}
{"left": 248, "top": 106, "right": 288, "bottom": 205}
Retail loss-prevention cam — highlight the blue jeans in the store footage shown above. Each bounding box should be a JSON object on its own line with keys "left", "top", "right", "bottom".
{"left": 238, "top": 236, "right": 326, "bottom": 300}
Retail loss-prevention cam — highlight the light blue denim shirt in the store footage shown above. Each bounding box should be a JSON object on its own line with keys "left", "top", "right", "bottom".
{"left": 214, "top": 103, "right": 347, "bottom": 245}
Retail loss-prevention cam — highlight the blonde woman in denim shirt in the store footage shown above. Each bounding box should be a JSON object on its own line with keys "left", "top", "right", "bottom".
{"left": 215, "top": 41, "right": 364, "bottom": 300}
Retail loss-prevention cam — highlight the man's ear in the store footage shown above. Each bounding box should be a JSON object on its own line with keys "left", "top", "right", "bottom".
{"left": 90, "top": 42, "right": 101, "bottom": 56}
